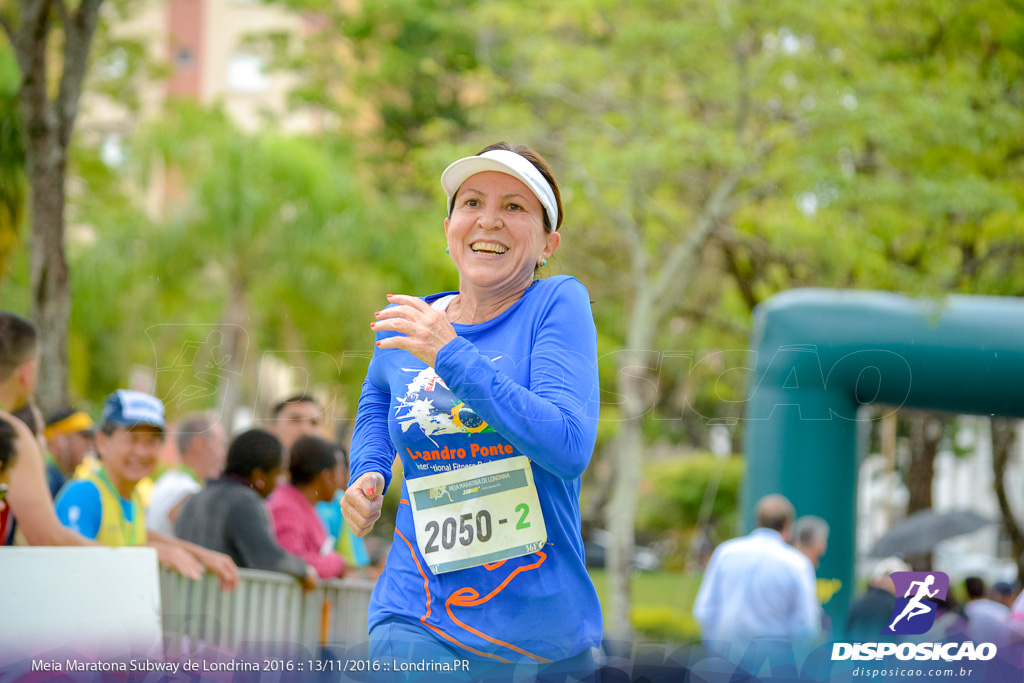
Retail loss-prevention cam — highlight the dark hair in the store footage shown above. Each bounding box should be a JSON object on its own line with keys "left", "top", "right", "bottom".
{"left": 99, "top": 421, "right": 165, "bottom": 440}
{"left": 224, "top": 429, "right": 283, "bottom": 478}
{"left": 0, "top": 312, "right": 38, "bottom": 382}
{"left": 175, "top": 412, "right": 217, "bottom": 455}
{"left": 993, "top": 581, "right": 1015, "bottom": 597}
{"left": 470, "top": 142, "right": 564, "bottom": 233}
{"left": 11, "top": 404, "right": 41, "bottom": 435}
{"left": 288, "top": 435, "right": 339, "bottom": 486}
{"left": 964, "top": 576, "right": 986, "bottom": 600}
{"left": 272, "top": 394, "right": 321, "bottom": 418}
{"left": 0, "top": 417, "right": 18, "bottom": 473}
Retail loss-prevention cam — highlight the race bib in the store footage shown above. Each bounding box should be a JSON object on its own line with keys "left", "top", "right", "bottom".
{"left": 407, "top": 456, "right": 547, "bottom": 575}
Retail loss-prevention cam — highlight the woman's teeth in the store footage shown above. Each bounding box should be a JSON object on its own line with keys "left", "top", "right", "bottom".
{"left": 471, "top": 242, "right": 508, "bottom": 254}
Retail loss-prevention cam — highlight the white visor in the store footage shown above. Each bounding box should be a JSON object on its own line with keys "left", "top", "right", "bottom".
{"left": 441, "top": 149, "right": 559, "bottom": 230}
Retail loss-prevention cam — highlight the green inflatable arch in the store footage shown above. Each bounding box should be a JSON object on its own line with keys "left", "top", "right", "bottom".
{"left": 741, "top": 289, "right": 1024, "bottom": 634}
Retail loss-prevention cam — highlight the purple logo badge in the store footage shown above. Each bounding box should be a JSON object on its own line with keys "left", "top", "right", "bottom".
{"left": 885, "top": 571, "right": 949, "bottom": 635}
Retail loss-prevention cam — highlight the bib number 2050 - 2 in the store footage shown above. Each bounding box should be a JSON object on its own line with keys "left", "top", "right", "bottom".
{"left": 407, "top": 456, "right": 547, "bottom": 574}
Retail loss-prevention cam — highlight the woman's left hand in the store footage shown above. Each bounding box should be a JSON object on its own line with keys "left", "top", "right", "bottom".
{"left": 372, "top": 294, "right": 457, "bottom": 367}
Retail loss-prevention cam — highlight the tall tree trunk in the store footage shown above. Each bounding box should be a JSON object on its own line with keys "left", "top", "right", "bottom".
{"left": 991, "top": 418, "right": 1024, "bottom": 582}
{"left": 602, "top": 167, "right": 742, "bottom": 647}
{"left": 605, "top": 260, "right": 661, "bottom": 645}
{"left": 26, "top": 134, "right": 69, "bottom": 414}
{"left": 9, "top": 0, "right": 105, "bottom": 413}
{"left": 606, "top": 412, "right": 642, "bottom": 649}
{"left": 906, "top": 411, "right": 944, "bottom": 514}
{"left": 606, "top": 344, "right": 655, "bottom": 647}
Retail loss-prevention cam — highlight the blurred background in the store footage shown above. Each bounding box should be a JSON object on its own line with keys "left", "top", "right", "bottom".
{"left": 1, "top": 0, "right": 1023, "bottom": 644}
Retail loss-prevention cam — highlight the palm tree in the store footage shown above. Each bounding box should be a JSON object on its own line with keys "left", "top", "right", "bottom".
{"left": 136, "top": 103, "right": 358, "bottom": 427}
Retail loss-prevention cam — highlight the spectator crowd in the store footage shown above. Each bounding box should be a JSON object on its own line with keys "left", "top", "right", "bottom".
{"left": 0, "top": 311, "right": 373, "bottom": 594}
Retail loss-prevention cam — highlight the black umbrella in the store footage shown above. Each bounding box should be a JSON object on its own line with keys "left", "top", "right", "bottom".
{"left": 869, "top": 508, "right": 996, "bottom": 558}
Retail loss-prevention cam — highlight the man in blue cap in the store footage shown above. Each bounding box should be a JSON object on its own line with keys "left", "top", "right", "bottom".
{"left": 55, "top": 390, "right": 238, "bottom": 589}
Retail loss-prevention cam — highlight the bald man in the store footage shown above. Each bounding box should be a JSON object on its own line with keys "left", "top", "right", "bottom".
{"left": 693, "top": 494, "right": 821, "bottom": 659}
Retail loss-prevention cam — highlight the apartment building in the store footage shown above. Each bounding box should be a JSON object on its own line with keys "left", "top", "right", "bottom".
{"left": 75, "top": 0, "right": 330, "bottom": 220}
{"left": 81, "top": 0, "right": 321, "bottom": 156}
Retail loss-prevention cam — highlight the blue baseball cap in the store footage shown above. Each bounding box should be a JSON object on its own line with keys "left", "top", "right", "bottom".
{"left": 101, "top": 390, "right": 166, "bottom": 432}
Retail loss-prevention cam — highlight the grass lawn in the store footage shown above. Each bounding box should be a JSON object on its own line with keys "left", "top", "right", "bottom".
{"left": 588, "top": 569, "right": 704, "bottom": 641}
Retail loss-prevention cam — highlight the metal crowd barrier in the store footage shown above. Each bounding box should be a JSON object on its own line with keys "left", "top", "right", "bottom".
{"left": 160, "top": 567, "right": 375, "bottom": 656}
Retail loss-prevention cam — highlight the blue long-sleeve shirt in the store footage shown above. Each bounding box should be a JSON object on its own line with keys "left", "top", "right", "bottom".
{"left": 349, "top": 275, "right": 602, "bottom": 664}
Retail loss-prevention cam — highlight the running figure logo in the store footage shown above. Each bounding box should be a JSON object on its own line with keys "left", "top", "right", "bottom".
{"left": 885, "top": 571, "right": 949, "bottom": 635}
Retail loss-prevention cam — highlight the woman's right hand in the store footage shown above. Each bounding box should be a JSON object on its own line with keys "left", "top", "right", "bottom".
{"left": 342, "top": 472, "right": 386, "bottom": 537}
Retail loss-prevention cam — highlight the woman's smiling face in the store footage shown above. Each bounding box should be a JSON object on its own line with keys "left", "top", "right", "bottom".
{"left": 445, "top": 171, "right": 560, "bottom": 296}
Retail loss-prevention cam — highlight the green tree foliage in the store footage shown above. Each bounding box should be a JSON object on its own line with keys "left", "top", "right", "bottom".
{"left": 66, "top": 100, "right": 458, "bottom": 419}
{"left": 769, "top": 0, "right": 1024, "bottom": 299}
{"left": 342, "top": 0, "right": 480, "bottom": 148}
{"left": 638, "top": 454, "right": 745, "bottom": 540}
{"left": 126, "top": 104, "right": 362, "bottom": 420}
{"left": 0, "top": 47, "right": 25, "bottom": 286}
{"left": 225, "top": 0, "right": 1024, "bottom": 640}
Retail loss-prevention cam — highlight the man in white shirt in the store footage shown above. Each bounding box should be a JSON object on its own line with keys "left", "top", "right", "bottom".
{"left": 147, "top": 413, "right": 226, "bottom": 537}
{"left": 693, "top": 494, "right": 821, "bottom": 662}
